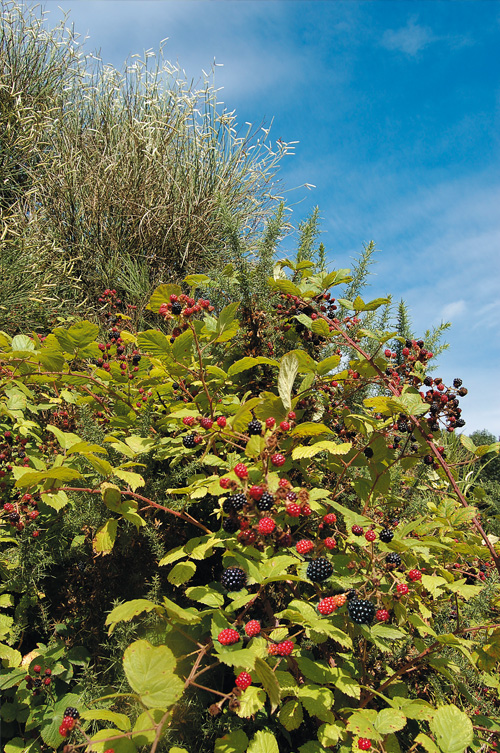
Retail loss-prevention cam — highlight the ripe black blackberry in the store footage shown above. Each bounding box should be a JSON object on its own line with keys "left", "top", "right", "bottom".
{"left": 379, "top": 528, "right": 394, "bottom": 543}
{"left": 423, "top": 455, "right": 433, "bottom": 465}
{"left": 247, "top": 419, "right": 263, "bottom": 436}
{"left": 423, "top": 376, "right": 433, "bottom": 386}
{"left": 455, "top": 419, "right": 466, "bottom": 428}
{"left": 346, "top": 588, "right": 357, "bottom": 600}
{"left": 306, "top": 558, "right": 333, "bottom": 582}
{"left": 225, "top": 493, "right": 246, "bottom": 512}
{"left": 453, "top": 378, "right": 463, "bottom": 388}
{"left": 221, "top": 567, "right": 247, "bottom": 591}
{"left": 183, "top": 434, "right": 196, "bottom": 449}
{"left": 64, "top": 707, "right": 79, "bottom": 719}
{"left": 132, "top": 355, "right": 141, "bottom": 364}
{"left": 348, "top": 598, "right": 375, "bottom": 624}
{"left": 256, "top": 491, "right": 274, "bottom": 512}
{"left": 363, "top": 447, "right": 374, "bottom": 458}
{"left": 222, "top": 517, "right": 240, "bottom": 533}
{"left": 171, "top": 302, "right": 183, "bottom": 315}
{"left": 386, "top": 552, "right": 402, "bottom": 568}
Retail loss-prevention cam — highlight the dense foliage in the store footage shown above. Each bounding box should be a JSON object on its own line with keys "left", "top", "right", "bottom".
{"left": 2, "top": 4, "right": 500, "bottom": 753}
{"left": 1, "top": 262, "right": 499, "bottom": 753}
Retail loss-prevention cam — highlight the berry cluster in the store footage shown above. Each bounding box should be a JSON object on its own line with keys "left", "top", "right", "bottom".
{"left": 158, "top": 294, "right": 214, "bottom": 328}
{"left": 94, "top": 313, "right": 143, "bottom": 387}
{"left": 2, "top": 492, "right": 40, "bottom": 537}
{"left": 421, "top": 376, "right": 467, "bottom": 433}
{"left": 59, "top": 707, "right": 80, "bottom": 738}
{"left": 0, "top": 430, "right": 30, "bottom": 482}
{"left": 25, "top": 664, "right": 52, "bottom": 695}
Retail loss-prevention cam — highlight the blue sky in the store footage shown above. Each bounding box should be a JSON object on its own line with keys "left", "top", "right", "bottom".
{"left": 42, "top": 0, "right": 500, "bottom": 436}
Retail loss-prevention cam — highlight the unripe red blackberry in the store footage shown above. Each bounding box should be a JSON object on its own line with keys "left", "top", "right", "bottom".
{"left": 286, "top": 503, "right": 301, "bottom": 517}
{"left": 279, "top": 421, "right": 290, "bottom": 431}
{"left": 271, "top": 453, "right": 286, "bottom": 466}
{"left": 348, "top": 598, "right": 375, "bottom": 624}
{"left": 217, "top": 628, "right": 240, "bottom": 645}
{"left": 364, "top": 530, "right": 377, "bottom": 542}
{"left": 244, "top": 620, "right": 261, "bottom": 637}
{"left": 317, "top": 597, "right": 337, "bottom": 615}
{"left": 265, "top": 417, "right": 276, "bottom": 429}
{"left": 296, "top": 539, "right": 314, "bottom": 555}
{"left": 358, "top": 739, "right": 371, "bottom": 751}
{"left": 235, "top": 671, "right": 252, "bottom": 689}
{"left": 277, "top": 640, "right": 294, "bottom": 656}
{"left": 323, "top": 513, "right": 337, "bottom": 524}
{"left": 234, "top": 463, "right": 248, "bottom": 479}
{"left": 376, "top": 609, "right": 390, "bottom": 622}
{"left": 306, "top": 557, "right": 333, "bottom": 582}
{"left": 351, "top": 525, "right": 363, "bottom": 536}
{"left": 216, "top": 416, "right": 227, "bottom": 428}
{"left": 408, "top": 569, "right": 422, "bottom": 582}
{"left": 200, "top": 417, "right": 213, "bottom": 430}
{"left": 248, "top": 485, "right": 264, "bottom": 500}
{"left": 221, "top": 567, "right": 247, "bottom": 591}
{"left": 396, "top": 583, "right": 409, "bottom": 595}
{"left": 258, "top": 517, "right": 275, "bottom": 535}
{"left": 323, "top": 537, "right": 336, "bottom": 549}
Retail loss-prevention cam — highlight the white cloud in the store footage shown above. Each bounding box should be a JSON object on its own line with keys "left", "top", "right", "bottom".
{"left": 440, "top": 300, "right": 466, "bottom": 321}
{"left": 381, "top": 17, "right": 436, "bottom": 56}
{"left": 380, "top": 15, "right": 470, "bottom": 58}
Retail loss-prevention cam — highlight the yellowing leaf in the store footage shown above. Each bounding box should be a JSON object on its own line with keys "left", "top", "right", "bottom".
{"left": 123, "top": 640, "right": 184, "bottom": 708}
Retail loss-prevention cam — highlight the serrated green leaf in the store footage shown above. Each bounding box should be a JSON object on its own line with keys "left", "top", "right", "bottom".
{"left": 254, "top": 657, "right": 281, "bottom": 712}
{"left": 114, "top": 469, "right": 145, "bottom": 491}
{"left": 414, "top": 733, "right": 441, "bottom": 753}
{"left": 168, "top": 560, "right": 196, "bottom": 586}
{"left": 185, "top": 586, "right": 224, "bottom": 608}
{"left": 94, "top": 519, "right": 118, "bottom": 554}
{"left": 375, "top": 708, "right": 407, "bottom": 734}
{"left": 137, "top": 330, "right": 173, "bottom": 360}
{"left": 292, "top": 441, "right": 352, "bottom": 460}
{"left": 123, "top": 640, "right": 184, "bottom": 708}
{"left": 80, "top": 709, "right": 131, "bottom": 731}
{"left": 278, "top": 353, "right": 299, "bottom": 411}
{"left": 87, "top": 729, "right": 137, "bottom": 753}
{"left": 317, "top": 723, "right": 342, "bottom": 746}
{"left": 316, "top": 355, "right": 341, "bottom": 375}
{"left": 236, "top": 686, "right": 266, "bottom": 718}
{"left": 132, "top": 708, "right": 169, "bottom": 747}
{"left": 146, "top": 284, "right": 182, "bottom": 312}
{"left": 429, "top": 705, "right": 473, "bottom": 753}
{"left": 215, "top": 730, "right": 249, "bottom": 753}
{"left": 290, "top": 422, "right": 333, "bottom": 437}
{"left": 184, "top": 274, "right": 211, "bottom": 286}
{"left": 247, "top": 730, "right": 279, "bottom": 753}
{"left": 278, "top": 699, "right": 303, "bottom": 731}
{"left": 105, "top": 599, "right": 162, "bottom": 634}
{"left": 228, "top": 357, "right": 278, "bottom": 376}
